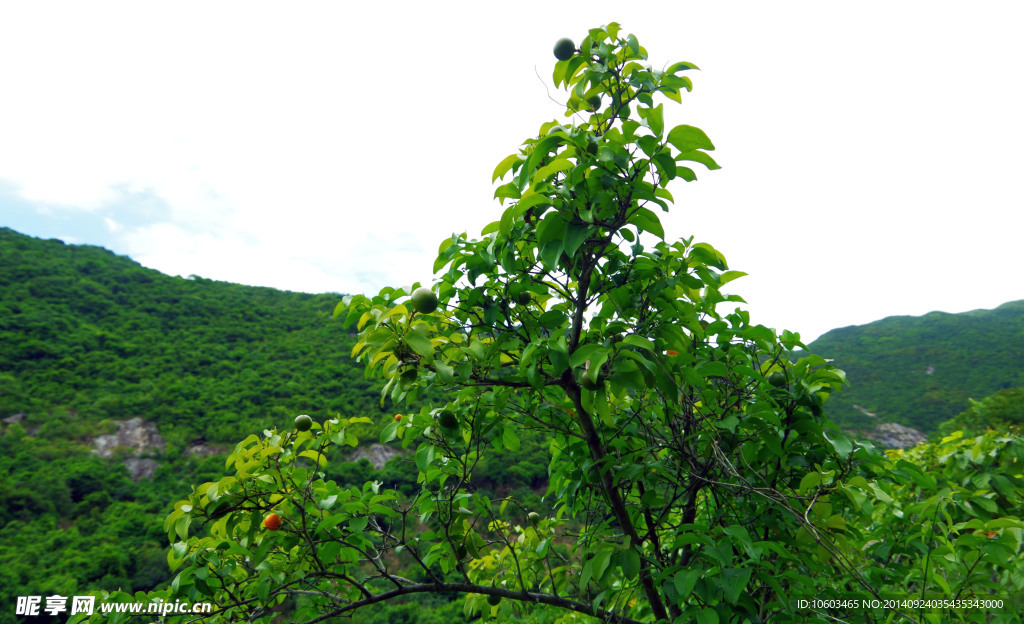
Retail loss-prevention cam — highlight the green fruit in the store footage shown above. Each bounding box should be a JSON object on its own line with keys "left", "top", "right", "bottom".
{"left": 410, "top": 287, "right": 438, "bottom": 314}
{"left": 439, "top": 409, "right": 458, "bottom": 429}
{"left": 294, "top": 414, "right": 313, "bottom": 431}
{"left": 586, "top": 95, "right": 601, "bottom": 110}
{"left": 456, "top": 544, "right": 468, "bottom": 559}
{"left": 553, "top": 37, "right": 575, "bottom": 61}
{"left": 579, "top": 370, "right": 603, "bottom": 390}
{"left": 515, "top": 291, "right": 532, "bottom": 305}
{"left": 527, "top": 512, "right": 541, "bottom": 527}
{"left": 487, "top": 594, "right": 502, "bottom": 606}
{"left": 768, "top": 372, "right": 787, "bottom": 387}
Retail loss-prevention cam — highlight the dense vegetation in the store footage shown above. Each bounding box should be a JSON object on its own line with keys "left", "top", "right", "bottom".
{"left": 55, "top": 24, "right": 1024, "bottom": 624}
{"left": 3, "top": 222, "right": 1023, "bottom": 623}
{"left": 2, "top": 25, "right": 1023, "bottom": 621}
{"left": 0, "top": 226, "right": 385, "bottom": 443}
{"left": 805, "top": 301, "right": 1024, "bottom": 434}
{"left": 0, "top": 227, "right": 553, "bottom": 624}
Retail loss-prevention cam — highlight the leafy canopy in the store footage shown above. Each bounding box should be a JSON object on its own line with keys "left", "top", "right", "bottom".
{"left": 75, "top": 23, "right": 1024, "bottom": 624}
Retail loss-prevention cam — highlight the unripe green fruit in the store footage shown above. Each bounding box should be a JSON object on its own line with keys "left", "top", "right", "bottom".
{"left": 439, "top": 409, "right": 458, "bottom": 429}
{"left": 294, "top": 414, "right": 313, "bottom": 431}
{"left": 579, "top": 370, "right": 603, "bottom": 390}
{"left": 515, "top": 291, "right": 532, "bottom": 305}
{"left": 410, "top": 287, "right": 438, "bottom": 314}
{"left": 587, "top": 95, "right": 602, "bottom": 110}
{"left": 553, "top": 38, "right": 575, "bottom": 61}
{"left": 527, "top": 512, "right": 541, "bottom": 527}
{"left": 456, "top": 544, "right": 468, "bottom": 559}
{"left": 768, "top": 371, "right": 787, "bottom": 387}
{"left": 487, "top": 594, "right": 502, "bottom": 606}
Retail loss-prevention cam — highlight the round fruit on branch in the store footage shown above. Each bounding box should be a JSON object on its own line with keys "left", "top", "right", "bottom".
{"left": 438, "top": 409, "right": 458, "bottom": 430}
{"left": 263, "top": 513, "right": 283, "bottom": 531}
{"left": 410, "top": 286, "right": 439, "bottom": 314}
{"left": 294, "top": 414, "right": 313, "bottom": 431}
{"left": 553, "top": 37, "right": 575, "bottom": 61}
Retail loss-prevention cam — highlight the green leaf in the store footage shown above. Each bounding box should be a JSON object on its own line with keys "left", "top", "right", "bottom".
{"left": 637, "top": 103, "right": 664, "bottom": 137}
{"left": 667, "top": 125, "right": 715, "bottom": 152}
{"left": 699, "top": 361, "right": 729, "bottom": 377}
{"left": 502, "top": 428, "right": 521, "bottom": 451}
{"left": 534, "top": 158, "right": 574, "bottom": 181}
{"left": 564, "top": 223, "right": 590, "bottom": 256}
{"left": 539, "top": 240, "right": 564, "bottom": 269}
{"left": 492, "top": 153, "right": 521, "bottom": 182}
{"left": 415, "top": 444, "right": 436, "bottom": 472}
{"left": 720, "top": 568, "right": 752, "bottom": 603}
{"left": 676, "top": 149, "right": 721, "bottom": 170}
{"left": 618, "top": 548, "right": 641, "bottom": 580}
{"left": 696, "top": 608, "right": 720, "bottom": 624}
{"left": 673, "top": 569, "right": 700, "bottom": 599}
{"left": 628, "top": 207, "right": 665, "bottom": 238}
{"left": 826, "top": 433, "right": 853, "bottom": 459}
{"left": 719, "top": 270, "right": 746, "bottom": 285}
{"left": 667, "top": 61, "right": 699, "bottom": 73}
{"left": 537, "top": 210, "right": 567, "bottom": 243}
{"left": 569, "top": 344, "right": 606, "bottom": 368}
{"left": 404, "top": 332, "right": 434, "bottom": 360}
{"left": 380, "top": 421, "right": 399, "bottom": 444}
{"left": 622, "top": 334, "right": 655, "bottom": 352}
{"left": 654, "top": 153, "right": 676, "bottom": 180}
{"left": 798, "top": 472, "right": 821, "bottom": 494}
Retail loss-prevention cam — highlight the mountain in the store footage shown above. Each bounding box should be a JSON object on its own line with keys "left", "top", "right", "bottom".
{"left": 0, "top": 227, "right": 545, "bottom": 621}
{"left": 0, "top": 226, "right": 388, "bottom": 443}
{"left": 805, "top": 300, "right": 1024, "bottom": 435}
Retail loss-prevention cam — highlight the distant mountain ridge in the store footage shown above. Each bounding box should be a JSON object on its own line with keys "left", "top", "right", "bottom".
{"left": 0, "top": 226, "right": 383, "bottom": 444}
{"left": 4, "top": 225, "right": 1019, "bottom": 440}
{"left": 805, "top": 300, "right": 1024, "bottom": 434}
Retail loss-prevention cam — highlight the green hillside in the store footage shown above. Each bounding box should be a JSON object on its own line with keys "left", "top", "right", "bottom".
{"left": 0, "top": 227, "right": 546, "bottom": 622}
{"left": 806, "top": 301, "right": 1024, "bottom": 434}
{"left": 0, "top": 226, "right": 386, "bottom": 443}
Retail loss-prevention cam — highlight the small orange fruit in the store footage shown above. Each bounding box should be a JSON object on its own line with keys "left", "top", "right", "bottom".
{"left": 666, "top": 350, "right": 679, "bottom": 356}
{"left": 394, "top": 414, "right": 403, "bottom": 422}
{"left": 263, "top": 513, "right": 282, "bottom": 531}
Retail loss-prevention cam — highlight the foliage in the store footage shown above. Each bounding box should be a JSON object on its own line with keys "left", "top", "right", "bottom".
{"left": 7, "top": 23, "right": 1024, "bottom": 624}
{"left": 83, "top": 24, "right": 979, "bottom": 624}
{"left": 805, "top": 301, "right": 1024, "bottom": 433}
{"left": 0, "top": 227, "right": 554, "bottom": 624}
{"left": 937, "top": 387, "right": 1024, "bottom": 439}
{"left": 0, "top": 226, "right": 389, "bottom": 443}
{"left": 835, "top": 430, "right": 1024, "bottom": 623}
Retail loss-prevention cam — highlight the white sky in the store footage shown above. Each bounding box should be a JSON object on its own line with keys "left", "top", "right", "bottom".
{"left": 1, "top": 1, "right": 1021, "bottom": 343}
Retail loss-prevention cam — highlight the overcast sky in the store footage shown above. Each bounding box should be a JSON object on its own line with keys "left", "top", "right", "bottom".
{"left": 1, "top": 1, "right": 1021, "bottom": 343}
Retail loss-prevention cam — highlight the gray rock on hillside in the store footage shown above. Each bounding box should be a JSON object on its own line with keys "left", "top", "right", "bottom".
{"left": 93, "top": 417, "right": 166, "bottom": 480}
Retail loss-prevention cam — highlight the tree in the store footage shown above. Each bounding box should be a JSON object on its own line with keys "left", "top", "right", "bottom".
{"left": 74, "top": 24, "right": 1023, "bottom": 624}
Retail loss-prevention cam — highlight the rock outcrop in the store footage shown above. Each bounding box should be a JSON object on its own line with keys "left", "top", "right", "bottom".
{"left": 348, "top": 443, "right": 401, "bottom": 469}
{"left": 92, "top": 417, "right": 166, "bottom": 480}
{"left": 864, "top": 422, "right": 929, "bottom": 449}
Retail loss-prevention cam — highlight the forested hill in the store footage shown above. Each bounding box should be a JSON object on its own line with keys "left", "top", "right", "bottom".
{"left": 0, "top": 227, "right": 544, "bottom": 620}
{"left": 805, "top": 300, "right": 1024, "bottom": 434}
{"left": 0, "top": 226, "right": 385, "bottom": 445}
